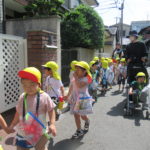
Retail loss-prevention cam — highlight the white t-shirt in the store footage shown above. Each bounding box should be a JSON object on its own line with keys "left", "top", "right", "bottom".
{"left": 45, "top": 76, "right": 63, "bottom": 98}
{"left": 118, "top": 64, "right": 127, "bottom": 75}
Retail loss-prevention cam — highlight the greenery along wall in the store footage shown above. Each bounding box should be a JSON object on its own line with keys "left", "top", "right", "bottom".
{"left": 24, "top": 0, "right": 64, "bottom": 17}
{"left": 61, "top": 4, "right": 104, "bottom": 49}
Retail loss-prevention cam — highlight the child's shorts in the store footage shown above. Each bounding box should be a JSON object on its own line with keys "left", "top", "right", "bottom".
{"left": 118, "top": 75, "right": 125, "bottom": 85}
{"left": 16, "top": 134, "right": 48, "bottom": 149}
{"left": 16, "top": 134, "right": 33, "bottom": 149}
{"left": 101, "top": 79, "right": 108, "bottom": 88}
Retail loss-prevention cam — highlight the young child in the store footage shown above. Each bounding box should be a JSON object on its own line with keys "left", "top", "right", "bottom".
{"left": 0, "top": 115, "right": 9, "bottom": 133}
{"left": 42, "top": 61, "right": 64, "bottom": 120}
{"left": 118, "top": 58, "right": 127, "bottom": 91}
{"left": 64, "top": 61, "right": 93, "bottom": 139}
{"left": 69, "top": 60, "right": 78, "bottom": 83}
{"left": 9, "top": 67, "right": 56, "bottom": 150}
{"left": 89, "top": 60, "right": 100, "bottom": 103}
{"left": 93, "top": 57, "right": 101, "bottom": 72}
{"left": 107, "top": 59, "right": 114, "bottom": 89}
{"left": 100, "top": 60, "right": 109, "bottom": 94}
{"left": 129, "top": 72, "right": 148, "bottom": 109}
{"left": 114, "top": 58, "right": 120, "bottom": 85}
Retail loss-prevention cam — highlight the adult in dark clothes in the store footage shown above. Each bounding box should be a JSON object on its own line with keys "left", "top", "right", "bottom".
{"left": 125, "top": 30, "right": 149, "bottom": 84}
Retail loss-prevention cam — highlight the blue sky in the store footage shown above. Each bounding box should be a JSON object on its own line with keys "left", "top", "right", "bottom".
{"left": 95, "top": 0, "right": 150, "bottom": 26}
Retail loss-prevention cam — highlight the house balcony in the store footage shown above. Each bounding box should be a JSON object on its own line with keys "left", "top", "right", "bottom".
{"left": 5, "top": 0, "right": 28, "bottom": 13}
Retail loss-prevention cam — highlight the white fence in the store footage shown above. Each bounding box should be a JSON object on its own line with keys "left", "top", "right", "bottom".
{"left": 0, "top": 34, "right": 27, "bottom": 113}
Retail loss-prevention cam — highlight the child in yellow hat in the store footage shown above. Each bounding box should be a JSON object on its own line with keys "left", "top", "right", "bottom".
{"left": 107, "top": 59, "right": 114, "bottom": 89}
{"left": 8, "top": 67, "right": 56, "bottom": 150}
{"left": 64, "top": 61, "right": 93, "bottom": 139}
{"left": 69, "top": 60, "right": 78, "bottom": 83}
{"left": 89, "top": 60, "right": 100, "bottom": 103}
{"left": 129, "top": 72, "right": 149, "bottom": 109}
{"left": 118, "top": 58, "right": 127, "bottom": 91}
{"left": 113, "top": 57, "right": 121, "bottom": 85}
{"left": 42, "top": 61, "right": 64, "bottom": 120}
{"left": 100, "top": 60, "right": 109, "bottom": 95}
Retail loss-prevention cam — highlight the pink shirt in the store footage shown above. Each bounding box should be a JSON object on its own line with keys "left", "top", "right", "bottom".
{"left": 16, "top": 92, "right": 56, "bottom": 126}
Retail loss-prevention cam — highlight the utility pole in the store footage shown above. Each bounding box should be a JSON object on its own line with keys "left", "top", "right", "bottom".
{"left": 120, "top": 0, "right": 125, "bottom": 46}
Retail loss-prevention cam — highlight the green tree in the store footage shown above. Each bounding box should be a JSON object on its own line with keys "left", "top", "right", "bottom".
{"left": 61, "top": 5, "right": 104, "bottom": 49}
{"left": 24, "top": 0, "right": 64, "bottom": 17}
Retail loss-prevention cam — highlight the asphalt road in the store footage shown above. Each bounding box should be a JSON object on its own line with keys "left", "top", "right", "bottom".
{"left": 1, "top": 67, "right": 150, "bottom": 150}
{"left": 48, "top": 85, "right": 150, "bottom": 150}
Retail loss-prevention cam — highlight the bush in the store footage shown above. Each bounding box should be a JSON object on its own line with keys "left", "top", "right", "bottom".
{"left": 24, "top": 0, "right": 64, "bottom": 17}
{"left": 61, "top": 5, "right": 104, "bottom": 49}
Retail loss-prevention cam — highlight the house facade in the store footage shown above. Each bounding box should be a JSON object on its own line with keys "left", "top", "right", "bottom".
{"left": 103, "top": 26, "right": 118, "bottom": 56}
{"left": 63, "top": 0, "right": 99, "bottom": 9}
{"left": 0, "top": 0, "right": 99, "bottom": 33}
{"left": 139, "top": 26, "right": 150, "bottom": 65}
{"left": 110, "top": 23, "right": 130, "bottom": 46}
{"left": 131, "top": 21, "right": 150, "bottom": 33}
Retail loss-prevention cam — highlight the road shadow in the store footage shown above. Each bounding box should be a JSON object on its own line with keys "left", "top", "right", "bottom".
{"left": 111, "top": 90, "right": 123, "bottom": 96}
{"left": 107, "top": 98, "right": 126, "bottom": 117}
{"left": 107, "top": 98, "right": 148, "bottom": 126}
{"left": 48, "top": 136, "right": 84, "bottom": 150}
{"left": 124, "top": 109, "right": 148, "bottom": 126}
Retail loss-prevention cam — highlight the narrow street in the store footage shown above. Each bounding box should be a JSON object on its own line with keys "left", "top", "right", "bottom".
{"left": 1, "top": 85, "right": 150, "bottom": 150}
{"left": 47, "top": 85, "right": 150, "bottom": 150}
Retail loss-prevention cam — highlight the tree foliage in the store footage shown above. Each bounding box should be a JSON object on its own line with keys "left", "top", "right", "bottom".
{"left": 24, "top": 0, "right": 64, "bottom": 17}
{"left": 61, "top": 5, "right": 104, "bottom": 49}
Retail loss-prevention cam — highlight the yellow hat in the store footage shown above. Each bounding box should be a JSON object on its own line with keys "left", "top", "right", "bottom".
{"left": 93, "top": 56, "right": 99, "bottom": 61}
{"left": 89, "top": 60, "right": 96, "bottom": 67}
{"left": 18, "top": 67, "right": 41, "bottom": 85}
{"left": 75, "top": 61, "right": 92, "bottom": 83}
{"left": 100, "top": 57, "right": 105, "bottom": 62}
{"left": 102, "top": 60, "right": 108, "bottom": 69}
{"left": 105, "top": 58, "right": 109, "bottom": 61}
{"left": 120, "top": 58, "right": 126, "bottom": 62}
{"left": 108, "top": 59, "right": 113, "bottom": 63}
{"left": 70, "top": 60, "right": 78, "bottom": 71}
{"left": 116, "top": 57, "right": 120, "bottom": 61}
{"left": 136, "top": 72, "right": 145, "bottom": 77}
{"left": 42, "top": 61, "right": 61, "bottom": 80}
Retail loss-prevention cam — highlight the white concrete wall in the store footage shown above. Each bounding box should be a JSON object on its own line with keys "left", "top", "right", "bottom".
{"left": 6, "top": 16, "right": 61, "bottom": 74}
{"left": 71, "top": 47, "right": 98, "bottom": 63}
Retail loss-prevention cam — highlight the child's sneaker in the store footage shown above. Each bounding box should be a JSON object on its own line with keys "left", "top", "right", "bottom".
{"left": 84, "top": 120, "right": 90, "bottom": 132}
{"left": 72, "top": 129, "right": 84, "bottom": 139}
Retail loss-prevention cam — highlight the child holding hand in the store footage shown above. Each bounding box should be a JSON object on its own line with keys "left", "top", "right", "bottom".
{"left": 9, "top": 67, "right": 56, "bottom": 150}
{"left": 42, "top": 61, "right": 64, "bottom": 120}
{"left": 0, "top": 115, "right": 9, "bottom": 133}
{"left": 64, "top": 61, "right": 93, "bottom": 139}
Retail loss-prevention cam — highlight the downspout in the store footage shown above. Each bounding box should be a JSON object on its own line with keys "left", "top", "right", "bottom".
{"left": 69, "top": 0, "right": 71, "bottom": 9}
{"left": 2, "top": 0, "right": 5, "bottom": 34}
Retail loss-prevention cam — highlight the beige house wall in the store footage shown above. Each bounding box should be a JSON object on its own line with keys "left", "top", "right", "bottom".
{"left": 71, "top": 47, "right": 98, "bottom": 63}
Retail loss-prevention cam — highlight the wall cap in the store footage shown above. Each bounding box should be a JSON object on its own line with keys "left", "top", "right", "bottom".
{"left": 6, "top": 15, "right": 61, "bottom": 22}
{"left": 27, "top": 30, "right": 57, "bottom": 35}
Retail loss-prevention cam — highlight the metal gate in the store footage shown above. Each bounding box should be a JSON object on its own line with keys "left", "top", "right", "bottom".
{"left": 0, "top": 34, "right": 26, "bottom": 113}
{"left": 61, "top": 49, "right": 77, "bottom": 86}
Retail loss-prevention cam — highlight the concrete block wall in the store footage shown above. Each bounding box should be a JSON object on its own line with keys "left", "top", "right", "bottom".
{"left": 6, "top": 16, "right": 61, "bottom": 74}
{"left": 27, "top": 30, "right": 57, "bottom": 87}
